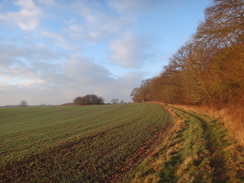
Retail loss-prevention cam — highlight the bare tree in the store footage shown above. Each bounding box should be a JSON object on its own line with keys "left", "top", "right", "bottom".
{"left": 20, "top": 100, "right": 28, "bottom": 107}
{"left": 130, "top": 0, "right": 244, "bottom": 106}
{"left": 111, "top": 99, "right": 119, "bottom": 104}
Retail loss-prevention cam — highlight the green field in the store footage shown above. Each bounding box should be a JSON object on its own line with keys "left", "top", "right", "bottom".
{"left": 1, "top": 103, "right": 243, "bottom": 183}
{"left": 0, "top": 103, "right": 172, "bottom": 182}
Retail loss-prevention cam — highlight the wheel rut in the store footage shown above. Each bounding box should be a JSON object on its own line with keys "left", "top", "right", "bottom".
{"left": 166, "top": 106, "right": 243, "bottom": 183}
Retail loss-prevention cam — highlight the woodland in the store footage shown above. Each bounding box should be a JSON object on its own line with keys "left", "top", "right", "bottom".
{"left": 131, "top": 0, "right": 243, "bottom": 107}
{"left": 130, "top": 0, "right": 244, "bottom": 145}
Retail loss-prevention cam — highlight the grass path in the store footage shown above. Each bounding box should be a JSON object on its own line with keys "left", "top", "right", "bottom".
{"left": 125, "top": 105, "right": 244, "bottom": 183}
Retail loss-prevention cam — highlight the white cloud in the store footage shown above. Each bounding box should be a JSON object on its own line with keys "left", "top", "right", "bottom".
{"left": 41, "top": 30, "right": 63, "bottom": 41}
{"left": 1, "top": 0, "right": 195, "bottom": 106}
{"left": 64, "top": 55, "right": 112, "bottom": 80}
{"left": 108, "top": 72, "right": 142, "bottom": 101}
{"left": 109, "top": 31, "right": 150, "bottom": 67}
{"left": 0, "top": 51, "right": 141, "bottom": 105}
{"left": 41, "top": 30, "right": 79, "bottom": 51}
{"left": 62, "top": 56, "right": 117, "bottom": 98}
{"left": 0, "top": 40, "right": 63, "bottom": 65}
{"left": 0, "top": 39, "right": 63, "bottom": 90}
{"left": 61, "top": 56, "right": 142, "bottom": 103}
{"left": 39, "top": 55, "right": 140, "bottom": 104}
{"left": 67, "top": 16, "right": 132, "bottom": 44}
{"left": 0, "top": 0, "right": 43, "bottom": 31}
{"left": 0, "top": 67, "right": 44, "bottom": 88}
{"left": 55, "top": 0, "right": 133, "bottom": 44}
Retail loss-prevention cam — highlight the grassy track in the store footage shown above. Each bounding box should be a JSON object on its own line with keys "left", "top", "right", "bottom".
{"left": 0, "top": 103, "right": 172, "bottom": 182}
{"left": 125, "top": 105, "right": 244, "bottom": 183}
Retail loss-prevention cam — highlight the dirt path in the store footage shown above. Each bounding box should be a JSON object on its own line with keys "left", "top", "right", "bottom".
{"left": 169, "top": 107, "right": 231, "bottom": 182}
{"left": 124, "top": 105, "right": 244, "bottom": 183}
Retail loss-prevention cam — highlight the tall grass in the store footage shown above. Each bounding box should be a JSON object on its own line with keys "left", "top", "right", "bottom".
{"left": 226, "top": 104, "right": 244, "bottom": 146}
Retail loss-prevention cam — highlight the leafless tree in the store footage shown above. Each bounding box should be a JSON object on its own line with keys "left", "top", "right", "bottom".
{"left": 20, "top": 100, "right": 28, "bottom": 107}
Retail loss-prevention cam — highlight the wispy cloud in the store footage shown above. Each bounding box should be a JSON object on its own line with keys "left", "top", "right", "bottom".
{"left": 109, "top": 31, "right": 150, "bottom": 67}
{"left": 0, "top": 0, "right": 210, "bottom": 105}
{"left": 0, "top": 0, "right": 43, "bottom": 31}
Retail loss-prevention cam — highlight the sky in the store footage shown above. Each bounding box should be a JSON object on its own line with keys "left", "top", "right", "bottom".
{"left": 0, "top": 0, "right": 211, "bottom": 106}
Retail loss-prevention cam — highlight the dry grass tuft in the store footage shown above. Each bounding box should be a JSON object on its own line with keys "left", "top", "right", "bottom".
{"left": 170, "top": 104, "right": 244, "bottom": 147}
{"left": 226, "top": 104, "right": 244, "bottom": 145}
{"left": 144, "top": 174, "right": 160, "bottom": 183}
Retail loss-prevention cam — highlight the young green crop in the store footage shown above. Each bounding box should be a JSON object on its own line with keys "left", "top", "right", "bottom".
{"left": 0, "top": 103, "right": 172, "bottom": 182}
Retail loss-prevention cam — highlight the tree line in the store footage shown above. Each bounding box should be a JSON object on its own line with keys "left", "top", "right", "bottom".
{"left": 73, "top": 94, "right": 129, "bottom": 105}
{"left": 131, "top": 0, "right": 243, "bottom": 107}
{"left": 73, "top": 94, "right": 104, "bottom": 105}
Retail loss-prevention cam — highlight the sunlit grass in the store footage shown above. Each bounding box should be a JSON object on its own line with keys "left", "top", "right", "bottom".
{"left": 125, "top": 105, "right": 244, "bottom": 183}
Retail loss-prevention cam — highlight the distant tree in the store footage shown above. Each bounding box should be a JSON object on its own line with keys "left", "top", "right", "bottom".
{"left": 73, "top": 96, "right": 83, "bottom": 105}
{"left": 111, "top": 99, "right": 119, "bottom": 104}
{"left": 20, "top": 100, "right": 28, "bottom": 107}
{"left": 73, "top": 94, "right": 104, "bottom": 105}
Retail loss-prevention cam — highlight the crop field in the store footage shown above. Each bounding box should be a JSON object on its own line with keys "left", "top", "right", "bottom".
{"left": 0, "top": 103, "right": 172, "bottom": 182}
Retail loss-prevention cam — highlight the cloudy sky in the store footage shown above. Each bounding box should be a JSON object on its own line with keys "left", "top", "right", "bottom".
{"left": 0, "top": 0, "right": 210, "bottom": 106}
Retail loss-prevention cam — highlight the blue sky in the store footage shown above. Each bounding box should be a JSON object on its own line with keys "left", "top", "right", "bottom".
{"left": 0, "top": 0, "right": 211, "bottom": 105}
